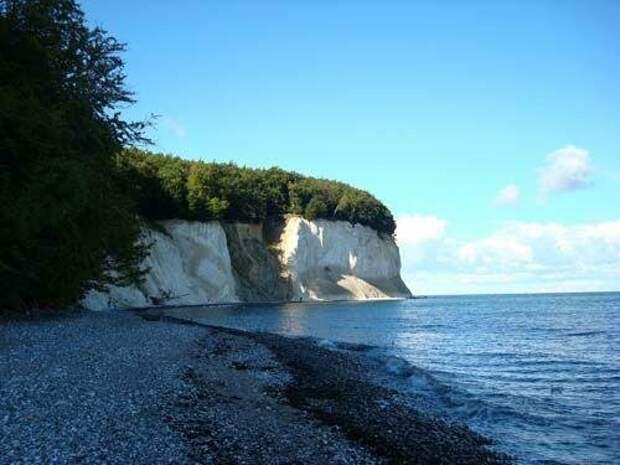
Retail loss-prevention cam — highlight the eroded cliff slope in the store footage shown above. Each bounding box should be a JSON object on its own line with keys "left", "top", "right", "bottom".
{"left": 82, "top": 217, "right": 411, "bottom": 310}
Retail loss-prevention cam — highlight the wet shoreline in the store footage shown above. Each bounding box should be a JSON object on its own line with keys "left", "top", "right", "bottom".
{"left": 1, "top": 309, "right": 511, "bottom": 464}
{"left": 148, "top": 310, "right": 511, "bottom": 464}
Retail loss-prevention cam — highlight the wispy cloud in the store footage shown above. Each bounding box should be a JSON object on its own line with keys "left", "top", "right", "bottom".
{"left": 494, "top": 184, "right": 520, "bottom": 207}
{"left": 538, "top": 145, "right": 592, "bottom": 195}
{"left": 161, "top": 115, "right": 188, "bottom": 139}
{"left": 607, "top": 170, "right": 620, "bottom": 183}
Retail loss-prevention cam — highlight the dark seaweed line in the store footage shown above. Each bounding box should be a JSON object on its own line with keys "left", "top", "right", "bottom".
{"left": 246, "top": 331, "right": 513, "bottom": 465}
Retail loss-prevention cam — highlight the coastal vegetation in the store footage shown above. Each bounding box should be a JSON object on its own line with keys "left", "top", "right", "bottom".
{"left": 0, "top": 0, "right": 148, "bottom": 311}
{"left": 117, "top": 149, "right": 396, "bottom": 235}
{"left": 0, "top": 0, "right": 394, "bottom": 312}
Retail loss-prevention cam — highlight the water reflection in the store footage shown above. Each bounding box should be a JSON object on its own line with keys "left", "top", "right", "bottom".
{"left": 160, "top": 293, "right": 620, "bottom": 465}
{"left": 276, "top": 303, "right": 309, "bottom": 335}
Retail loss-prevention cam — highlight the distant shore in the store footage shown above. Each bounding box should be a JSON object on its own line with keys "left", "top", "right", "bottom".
{"left": 1, "top": 309, "right": 510, "bottom": 464}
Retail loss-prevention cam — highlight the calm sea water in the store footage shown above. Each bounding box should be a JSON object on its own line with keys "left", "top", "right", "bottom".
{"left": 166, "top": 292, "right": 620, "bottom": 465}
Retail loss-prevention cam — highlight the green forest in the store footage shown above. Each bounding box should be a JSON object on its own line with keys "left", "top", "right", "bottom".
{"left": 0, "top": 0, "right": 395, "bottom": 312}
{"left": 118, "top": 149, "right": 396, "bottom": 234}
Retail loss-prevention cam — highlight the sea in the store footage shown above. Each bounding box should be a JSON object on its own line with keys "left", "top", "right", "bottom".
{"left": 165, "top": 292, "right": 619, "bottom": 465}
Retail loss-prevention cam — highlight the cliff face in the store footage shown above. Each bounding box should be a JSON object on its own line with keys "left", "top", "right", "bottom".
{"left": 222, "top": 223, "right": 289, "bottom": 302}
{"left": 279, "top": 217, "right": 411, "bottom": 301}
{"left": 82, "top": 217, "right": 411, "bottom": 310}
{"left": 82, "top": 221, "right": 239, "bottom": 310}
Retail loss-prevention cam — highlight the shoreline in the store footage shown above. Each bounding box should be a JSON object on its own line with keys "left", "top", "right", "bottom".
{"left": 1, "top": 309, "right": 511, "bottom": 464}
{"left": 115, "top": 295, "right": 414, "bottom": 313}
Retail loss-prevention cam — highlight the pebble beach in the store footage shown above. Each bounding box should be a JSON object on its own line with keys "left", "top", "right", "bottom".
{"left": 0, "top": 310, "right": 509, "bottom": 464}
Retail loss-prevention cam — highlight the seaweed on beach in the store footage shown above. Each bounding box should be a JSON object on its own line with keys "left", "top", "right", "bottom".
{"left": 249, "top": 331, "right": 513, "bottom": 465}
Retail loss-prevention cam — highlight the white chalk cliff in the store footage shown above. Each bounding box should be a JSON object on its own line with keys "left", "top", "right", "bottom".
{"left": 82, "top": 216, "right": 411, "bottom": 310}
{"left": 82, "top": 221, "right": 239, "bottom": 310}
{"left": 279, "top": 217, "right": 410, "bottom": 301}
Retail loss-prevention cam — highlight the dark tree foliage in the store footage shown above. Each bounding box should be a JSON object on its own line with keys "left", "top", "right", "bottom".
{"left": 118, "top": 149, "right": 397, "bottom": 236}
{"left": 0, "top": 0, "right": 395, "bottom": 311}
{"left": 0, "top": 0, "right": 148, "bottom": 311}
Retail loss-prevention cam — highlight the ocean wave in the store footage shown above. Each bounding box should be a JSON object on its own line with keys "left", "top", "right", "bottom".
{"left": 314, "top": 337, "right": 376, "bottom": 352}
{"left": 358, "top": 349, "right": 551, "bottom": 429}
{"left": 511, "top": 359, "right": 606, "bottom": 367}
{"left": 564, "top": 330, "right": 607, "bottom": 337}
{"left": 415, "top": 324, "right": 455, "bottom": 329}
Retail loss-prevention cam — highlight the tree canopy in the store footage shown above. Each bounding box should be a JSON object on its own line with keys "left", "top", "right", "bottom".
{"left": 0, "top": 0, "right": 395, "bottom": 313}
{"left": 117, "top": 149, "right": 397, "bottom": 235}
{"left": 0, "top": 0, "right": 148, "bottom": 311}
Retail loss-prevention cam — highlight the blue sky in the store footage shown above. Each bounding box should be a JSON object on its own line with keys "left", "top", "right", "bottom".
{"left": 82, "top": 0, "right": 620, "bottom": 294}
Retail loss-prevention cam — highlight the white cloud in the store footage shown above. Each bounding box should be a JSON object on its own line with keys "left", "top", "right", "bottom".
{"left": 396, "top": 215, "right": 447, "bottom": 245}
{"left": 398, "top": 216, "right": 620, "bottom": 295}
{"left": 539, "top": 145, "right": 592, "bottom": 194}
{"left": 456, "top": 221, "right": 620, "bottom": 270}
{"left": 494, "top": 184, "right": 520, "bottom": 206}
{"left": 396, "top": 215, "right": 451, "bottom": 275}
{"left": 459, "top": 235, "right": 533, "bottom": 267}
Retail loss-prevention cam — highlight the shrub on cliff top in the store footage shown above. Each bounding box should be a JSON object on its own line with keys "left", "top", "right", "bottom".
{"left": 117, "top": 149, "right": 397, "bottom": 235}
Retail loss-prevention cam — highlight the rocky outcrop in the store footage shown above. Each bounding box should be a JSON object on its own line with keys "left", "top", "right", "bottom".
{"left": 222, "top": 223, "right": 289, "bottom": 302}
{"left": 279, "top": 217, "right": 411, "bottom": 301}
{"left": 82, "top": 221, "right": 239, "bottom": 310}
{"left": 82, "top": 217, "right": 411, "bottom": 310}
